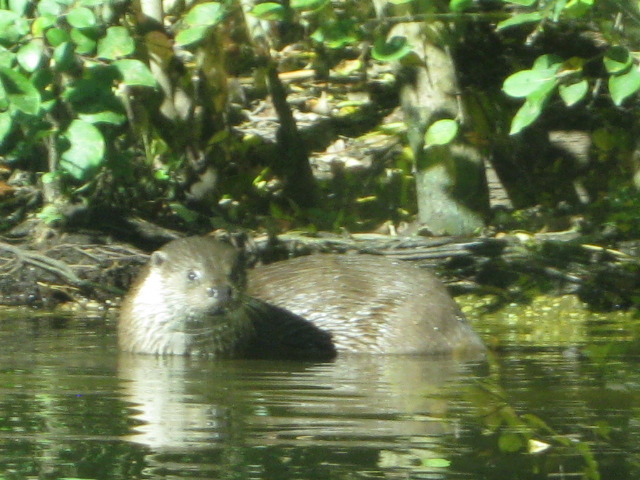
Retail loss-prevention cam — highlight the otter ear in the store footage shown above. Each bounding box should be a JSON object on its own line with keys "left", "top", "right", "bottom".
{"left": 150, "top": 251, "right": 168, "bottom": 268}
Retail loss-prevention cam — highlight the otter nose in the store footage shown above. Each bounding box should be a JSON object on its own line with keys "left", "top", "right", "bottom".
{"left": 207, "top": 285, "right": 234, "bottom": 303}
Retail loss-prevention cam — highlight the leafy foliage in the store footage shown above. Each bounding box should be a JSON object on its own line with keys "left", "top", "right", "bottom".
{"left": 0, "top": 0, "right": 638, "bottom": 233}
{"left": 499, "top": 0, "right": 640, "bottom": 134}
{"left": 0, "top": 0, "right": 154, "bottom": 186}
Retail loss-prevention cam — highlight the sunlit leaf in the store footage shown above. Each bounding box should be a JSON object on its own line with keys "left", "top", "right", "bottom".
{"left": 503, "top": 68, "right": 557, "bottom": 98}
{"left": 372, "top": 36, "right": 412, "bottom": 62}
{"left": 559, "top": 79, "right": 588, "bottom": 106}
{"left": 510, "top": 99, "right": 543, "bottom": 135}
{"left": 53, "top": 42, "right": 75, "bottom": 71}
{"left": 291, "top": 0, "right": 330, "bottom": 10}
{"left": 609, "top": 67, "right": 640, "bottom": 106}
{"left": 70, "top": 28, "right": 97, "bottom": 54}
{"left": 9, "top": 0, "right": 29, "bottom": 15}
{"left": 37, "top": 0, "right": 63, "bottom": 15}
{"left": 0, "top": 47, "right": 13, "bottom": 69}
{"left": 0, "top": 111, "right": 13, "bottom": 148}
{"left": 113, "top": 59, "right": 157, "bottom": 87}
{"left": 421, "top": 458, "right": 451, "bottom": 468}
{"left": 97, "top": 26, "right": 135, "bottom": 60}
{"left": 17, "top": 40, "right": 44, "bottom": 72}
{"left": 184, "top": 2, "right": 224, "bottom": 27}
{"left": 564, "top": 0, "right": 594, "bottom": 18}
{"left": 78, "top": 0, "right": 109, "bottom": 5}
{"left": 311, "top": 21, "right": 358, "bottom": 49}
{"left": 175, "top": 26, "right": 210, "bottom": 47}
{"left": 604, "top": 46, "right": 632, "bottom": 75}
{"left": 46, "top": 27, "right": 70, "bottom": 47}
{"left": 532, "top": 54, "right": 563, "bottom": 70}
{"left": 66, "top": 7, "right": 96, "bottom": 28}
{"left": 31, "top": 15, "right": 55, "bottom": 36}
{"left": 79, "top": 110, "right": 127, "bottom": 125}
{"left": 0, "top": 10, "right": 29, "bottom": 43}
{"left": 450, "top": 0, "right": 474, "bottom": 11}
{"left": 496, "top": 12, "right": 543, "bottom": 30}
{"left": 251, "top": 2, "right": 286, "bottom": 20}
{"left": 60, "top": 119, "right": 105, "bottom": 180}
{"left": 424, "top": 119, "right": 459, "bottom": 148}
{"left": 0, "top": 67, "right": 41, "bottom": 115}
{"left": 504, "top": 0, "right": 536, "bottom": 5}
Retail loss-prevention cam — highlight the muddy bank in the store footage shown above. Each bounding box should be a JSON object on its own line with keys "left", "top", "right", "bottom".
{"left": 0, "top": 229, "right": 637, "bottom": 313}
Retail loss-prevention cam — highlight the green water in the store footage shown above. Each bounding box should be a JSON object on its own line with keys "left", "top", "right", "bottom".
{"left": 0, "top": 298, "right": 638, "bottom": 480}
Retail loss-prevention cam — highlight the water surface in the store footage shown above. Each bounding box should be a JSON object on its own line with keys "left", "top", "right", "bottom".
{"left": 0, "top": 304, "right": 638, "bottom": 480}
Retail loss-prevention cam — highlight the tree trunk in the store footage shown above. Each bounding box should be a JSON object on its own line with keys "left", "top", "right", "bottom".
{"left": 371, "top": 4, "right": 489, "bottom": 235}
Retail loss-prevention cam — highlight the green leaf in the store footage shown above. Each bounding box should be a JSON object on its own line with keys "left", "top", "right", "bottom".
{"left": 387, "top": 0, "right": 414, "bottom": 3}
{"left": 113, "top": 59, "right": 157, "bottom": 87}
{"left": 609, "top": 67, "right": 640, "bottom": 106}
{"left": 32, "top": 15, "right": 55, "bottom": 36}
{"left": 0, "top": 10, "right": 29, "bottom": 43}
{"left": 175, "top": 25, "right": 210, "bottom": 47}
{"left": 251, "top": 2, "right": 286, "bottom": 20}
{"left": 559, "top": 79, "right": 588, "bottom": 106}
{"left": 496, "top": 12, "right": 543, "bottom": 30}
{"left": 0, "top": 46, "right": 14, "bottom": 69}
{"left": 79, "top": 110, "right": 126, "bottom": 125}
{"left": 67, "top": 7, "right": 97, "bottom": 28}
{"left": 532, "top": 54, "right": 563, "bottom": 70}
{"left": 510, "top": 98, "right": 544, "bottom": 135}
{"left": 37, "top": 0, "right": 63, "bottom": 16}
{"left": 424, "top": 119, "right": 459, "bottom": 147}
{"left": 16, "top": 40, "right": 44, "bottom": 72}
{"left": 97, "top": 26, "right": 135, "bottom": 60}
{"left": 498, "top": 432, "right": 525, "bottom": 453}
{"left": 372, "top": 36, "right": 412, "bottom": 62}
{"left": 0, "top": 67, "right": 41, "bottom": 115}
{"left": 53, "top": 42, "right": 75, "bottom": 71}
{"left": 421, "top": 458, "right": 451, "bottom": 468}
{"left": 291, "top": 0, "right": 330, "bottom": 10}
{"left": 70, "top": 28, "right": 97, "bottom": 54}
{"left": 604, "top": 46, "right": 632, "bottom": 75}
{"left": 169, "top": 202, "right": 199, "bottom": 223}
{"left": 564, "top": 0, "right": 593, "bottom": 17}
{"left": 504, "top": 0, "right": 536, "bottom": 5}
{"left": 0, "top": 79, "right": 7, "bottom": 110}
{"left": 37, "top": 204, "right": 65, "bottom": 225}
{"left": 450, "top": 0, "right": 474, "bottom": 11}
{"left": 502, "top": 68, "right": 557, "bottom": 98}
{"left": 46, "top": 28, "right": 71, "bottom": 47}
{"left": 78, "top": 0, "right": 110, "bottom": 5}
{"left": 60, "top": 119, "right": 105, "bottom": 180}
{"left": 9, "top": 0, "right": 29, "bottom": 15}
{"left": 184, "top": 2, "right": 224, "bottom": 27}
{"left": 311, "top": 21, "right": 358, "bottom": 49}
{"left": 62, "top": 65, "right": 120, "bottom": 105}
{"left": 0, "top": 111, "right": 13, "bottom": 148}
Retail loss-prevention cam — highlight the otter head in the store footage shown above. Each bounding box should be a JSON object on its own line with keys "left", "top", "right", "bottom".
{"left": 119, "top": 236, "right": 250, "bottom": 355}
{"left": 153, "top": 236, "right": 246, "bottom": 318}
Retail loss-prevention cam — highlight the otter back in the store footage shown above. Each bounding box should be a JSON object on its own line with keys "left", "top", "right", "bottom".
{"left": 248, "top": 254, "right": 484, "bottom": 355}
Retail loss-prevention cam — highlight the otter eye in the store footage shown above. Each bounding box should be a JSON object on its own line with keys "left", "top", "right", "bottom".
{"left": 187, "top": 270, "right": 199, "bottom": 281}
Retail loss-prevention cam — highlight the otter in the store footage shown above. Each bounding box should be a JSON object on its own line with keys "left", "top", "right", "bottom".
{"left": 247, "top": 254, "right": 484, "bottom": 355}
{"left": 119, "top": 236, "right": 484, "bottom": 359}
{"left": 118, "top": 237, "right": 336, "bottom": 360}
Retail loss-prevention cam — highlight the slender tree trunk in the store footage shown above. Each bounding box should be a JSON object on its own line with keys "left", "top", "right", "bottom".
{"left": 372, "top": 4, "right": 489, "bottom": 235}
